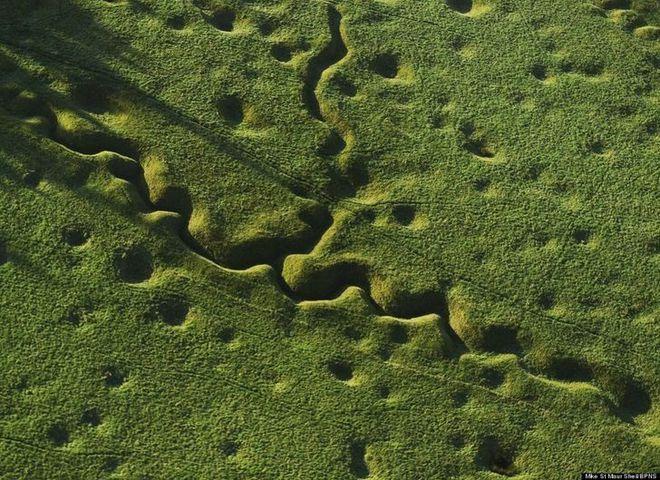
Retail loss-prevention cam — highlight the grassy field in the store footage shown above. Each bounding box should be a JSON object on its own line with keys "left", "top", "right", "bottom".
{"left": 0, "top": 0, "right": 658, "bottom": 478}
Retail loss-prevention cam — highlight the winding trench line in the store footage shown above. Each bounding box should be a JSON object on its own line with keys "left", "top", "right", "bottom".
{"left": 0, "top": 3, "right": 654, "bottom": 473}
{"left": 302, "top": 5, "right": 347, "bottom": 122}
{"left": 0, "top": 45, "right": 651, "bottom": 363}
{"left": 0, "top": 2, "right": 653, "bottom": 362}
{"left": 301, "top": 4, "right": 354, "bottom": 165}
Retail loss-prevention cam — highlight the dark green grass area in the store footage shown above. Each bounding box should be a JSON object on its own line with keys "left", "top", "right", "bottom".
{"left": 0, "top": 0, "right": 658, "bottom": 478}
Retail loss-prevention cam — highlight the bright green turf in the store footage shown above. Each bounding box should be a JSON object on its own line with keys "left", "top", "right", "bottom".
{"left": 0, "top": 0, "right": 658, "bottom": 478}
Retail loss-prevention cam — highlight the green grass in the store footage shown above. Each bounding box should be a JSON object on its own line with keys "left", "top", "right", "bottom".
{"left": 0, "top": 0, "right": 658, "bottom": 478}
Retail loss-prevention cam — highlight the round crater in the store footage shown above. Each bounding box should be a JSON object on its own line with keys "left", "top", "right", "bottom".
{"left": 378, "top": 347, "right": 392, "bottom": 361}
{"left": 220, "top": 440, "right": 239, "bottom": 456}
{"left": 392, "top": 204, "right": 416, "bottom": 226}
{"left": 23, "top": 170, "right": 41, "bottom": 187}
{"left": 103, "top": 458, "right": 121, "bottom": 472}
{"left": 216, "top": 95, "right": 244, "bottom": 126}
{"left": 208, "top": 8, "right": 236, "bottom": 32}
{"left": 259, "top": 20, "right": 275, "bottom": 36}
{"left": 531, "top": 64, "right": 547, "bottom": 81}
{"left": 613, "top": 378, "right": 651, "bottom": 422}
{"left": 572, "top": 228, "right": 591, "bottom": 244}
{"left": 271, "top": 44, "right": 292, "bottom": 62}
{"left": 370, "top": 53, "right": 399, "bottom": 78}
{"left": 102, "top": 366, "right": 126, "bottom": 388}
{"left": 114, "top": 244, "right": 153, "bottom": 283}
{"left": 62, "top": 225, "right": 89, "bottom": 247}
{"left": 446, "top": 0, "right": 473, "bottom": 14}
{"left": 64, "top": 306, "right": 90, "bottom": 326}
{"left": 328, "top": 360, "right": 353, "bottom": 381}
{"left": 588, "top": 139, "right": 606, "bottom": 154}
{"left": 218, "top": 327, "right": 235, "bottom": 343}
{"left": 334, "top": 76, "right": 357, "bottom": 97}
{"left": 80, "top": 408, "right": 101, "bottom": 427}
{"left": 47, "top": 424, "right": 69, "bottom": 447}
{"left": 539, "top": 292, "right": 554, "bottom": 310}
{"left": 166, "top": 15, "right": 187, "bottom": 30}
{"left": 473, "top": 178, "right": 490, "bottom": 192}
{"left": 476, "top": 437, "right": 518, "bottom": 477}
{"left": 152, "top": 294, "right": 189, "bottom": 327}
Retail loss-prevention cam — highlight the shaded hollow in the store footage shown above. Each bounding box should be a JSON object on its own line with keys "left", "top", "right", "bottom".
{"left": 446, "top": 0, "right": 473, "bottom": 14}
{"left": 392, "top": 204, "right": 415, "bottom": 226}
{"left": 216, "top": 95, "right": 243, "bottom": 125}
{"left": 545, "top": 357, "right": 593, "bottom": 382}
{"left": 476, "top": 437, "right": 517, "bottom": 477}
{"left": 479, "top": 325, "right": 522, "bottom": 355}
{"left": 349, "top": 441, "right": 369, "bottom": 478}
{"left": 370, "top": 53, "right": 399, "bottom": 78}
{"left": 150, "top": 294, "right": 189, "bottom": 326}
{"left": 114, "top": 244, "right": 153, "bottom": 283}
{"left": 614, "top": 378, "right": 651, "bottom": 422}
{"left": 328, "top": 360, "right": 353, "bottom": 381}
{"left": 47, "top": 424, "right": 69, "bottom": 447}
{"left": 208, "top": 8, "right": 235, "bottom": 31}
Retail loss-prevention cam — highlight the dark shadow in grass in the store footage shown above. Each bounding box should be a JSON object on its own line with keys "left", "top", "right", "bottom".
{"left": 216, "top": 95, "right": 243, "bottom": 126}
{"left": 114, "top": 243, "right": 153, "bottom": 283}
{"left": 349, "top": 440, "right": 369, "bottom": 478}
{"left": 0, "top": 0, "right": 143, "bottom": 75}
{"left": 47, "top": 424, "right": 69, "bottom": 446}
{"left": 218, "top": 327, "right": 235, "bottom": 343}
{"left": 392, "top": 204, "right": 415, "bottom": 226}
{"left": 150, "top": 293, "right": 189, "bottom": 326}
{"left": 81, "top": 408, "right": 101, "bottom": 427}
{"left": 62, "top": 224, "right": 89, "bottom": 246}
{"left": 531, "top": 64, "right": 547, "bottom": 81}
{"left": 370, "top": 53, "right": 399, "bottom": 78}
{"left": 271, "top": 44, "right": 292, "bottom": 62}
{"left": 334, "top": 76, "right": 357, "bottom": 97}
{"left": 102, "top": 365, "right": 125, "bottom": 388}
{"left": 220, "top": 440, "right": 239, "bottom": 456}
{"left": 476, "top": 437, "right": 517, "bottom": 477}
{"left": 613, "top": 378, "right": 651, "bottom": 423}
{"left": 328, "top": 360, "right": 353, "bottom": 381}
{"left": 166, "top": 15, "right": 187, "bottom": 31}
{"left": 207, "top": 7, "right": 235, "bottom": 32}
{"left": 479, "top": 325, "right": 522, "bottom": 355}
{"left": 446, "top": 0, "right": 473, "bottom": 14}
{"left": 545, "top": 356, "right": 593, "bottom": 382}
